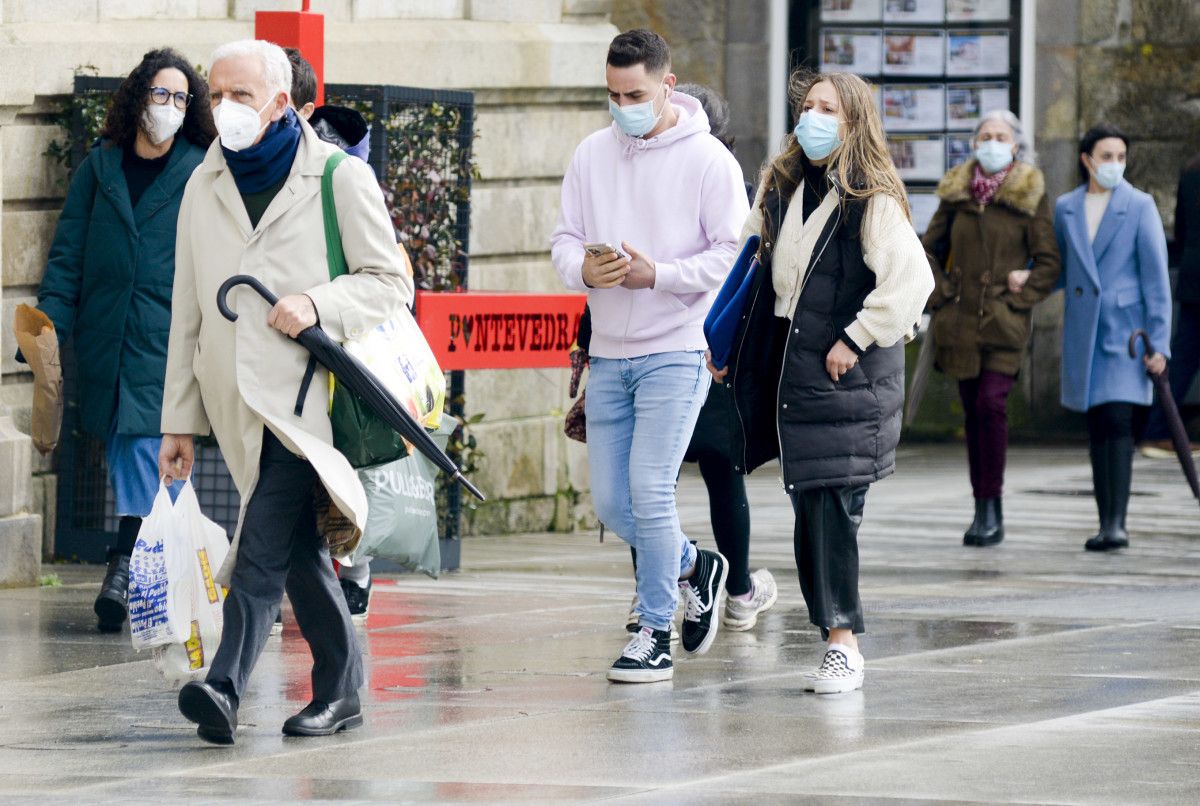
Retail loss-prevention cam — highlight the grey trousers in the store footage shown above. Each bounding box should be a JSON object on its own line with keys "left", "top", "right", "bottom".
{"left": 206, "top": 428, "right": 363, "bottom": 702}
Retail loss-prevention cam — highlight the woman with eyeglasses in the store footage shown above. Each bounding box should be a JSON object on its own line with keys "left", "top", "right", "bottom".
{"left": 33, "top": 48, "right": 216, "bottom": 632}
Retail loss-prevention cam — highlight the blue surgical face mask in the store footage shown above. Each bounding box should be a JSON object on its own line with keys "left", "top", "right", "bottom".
{"left": 974, "top": 139, "right": 1015, "bottom": 174}
{"left": 609, "top": 83, "right": 666, "bottom": 138}
{"left": 793, "top": 110, "right": 843, "bottom": 161}
{"left": 1091, "top": 158, "right": 1125, "bottom": 190}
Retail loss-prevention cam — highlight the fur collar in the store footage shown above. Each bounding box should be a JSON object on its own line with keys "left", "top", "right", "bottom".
{"left": 936, "top": 159, "right": 1045, "bottom": 217}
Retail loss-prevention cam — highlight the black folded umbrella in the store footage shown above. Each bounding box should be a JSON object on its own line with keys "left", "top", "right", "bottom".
{"left": 217, "top": 275, "right": 485, "bottom": 502}
{"left": 1129, "top": 329, "right": 1199, "bottom": 503}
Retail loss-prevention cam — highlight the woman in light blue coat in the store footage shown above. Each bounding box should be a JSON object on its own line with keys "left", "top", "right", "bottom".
{"left": 1056, "top": 123, "right": 1171, "bottom": 552}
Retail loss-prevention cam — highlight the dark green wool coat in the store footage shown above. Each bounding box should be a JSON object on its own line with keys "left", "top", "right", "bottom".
{"left": 37, "top": 137, "right": 206, "bottom": 438}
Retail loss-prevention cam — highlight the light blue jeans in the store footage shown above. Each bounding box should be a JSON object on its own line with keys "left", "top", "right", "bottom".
{"left": 586, "top": 351, "right": 706, "bottom": 631}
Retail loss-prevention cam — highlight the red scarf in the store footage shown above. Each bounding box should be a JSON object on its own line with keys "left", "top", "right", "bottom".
{"left": 970, "top": 161, "right": 1012, "bottom": 206}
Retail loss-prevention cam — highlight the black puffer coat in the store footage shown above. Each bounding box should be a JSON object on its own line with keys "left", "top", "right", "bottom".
{"left": 723, "top": 182, "right": 905, "bottom": 492}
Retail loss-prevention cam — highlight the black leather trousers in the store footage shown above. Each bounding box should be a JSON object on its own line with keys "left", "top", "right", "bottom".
{"left": 790, "top": 484, "right": 869, "bottom": 638}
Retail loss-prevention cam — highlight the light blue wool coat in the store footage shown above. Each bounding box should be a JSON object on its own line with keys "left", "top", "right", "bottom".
{"left": 1055, "top": 180, "right": 1171, "bottom": 412}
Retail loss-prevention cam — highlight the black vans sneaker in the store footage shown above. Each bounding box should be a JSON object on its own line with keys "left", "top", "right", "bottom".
{"left": 607, "top": 626, "right": 673, "bottom": 683}
{"left": 680, "top": 548, "right": 728, "bottom": 655}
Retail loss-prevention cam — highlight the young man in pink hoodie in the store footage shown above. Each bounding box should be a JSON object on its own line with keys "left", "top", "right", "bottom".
{"left": 551, "top": 29, "right": 750, "bottom": 682}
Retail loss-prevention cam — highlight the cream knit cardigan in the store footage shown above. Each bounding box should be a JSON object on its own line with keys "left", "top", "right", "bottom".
{"left": 741, "top": 181, "right": 933, "bottom": 351}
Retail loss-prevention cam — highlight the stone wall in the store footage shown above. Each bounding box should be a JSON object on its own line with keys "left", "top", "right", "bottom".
{"left": 0, "top": 0, "right": 621, "bottom": 555}
{"left": 611, "top": 0, "right": 772, "bottom": 186}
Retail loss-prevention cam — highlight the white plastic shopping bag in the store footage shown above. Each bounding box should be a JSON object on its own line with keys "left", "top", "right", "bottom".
{"left": 128, "top": 483, "right": 191, "bottom": 650}
{"left": 341, "top": 308, "right": 446, "bottom": 429}
{"left": 151, "top": 482, "right": 230, "bottom": 682}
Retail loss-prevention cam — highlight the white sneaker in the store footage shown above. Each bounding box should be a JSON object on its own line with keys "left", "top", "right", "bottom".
{"left": 807, "top": 644, "right": 864, "bottom": 694}
{"left": 722, "top": 569, "right": 778, "bottom": 631}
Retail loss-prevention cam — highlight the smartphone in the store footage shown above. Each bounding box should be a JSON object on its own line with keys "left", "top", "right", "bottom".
{"left": 584, "top": 242, "right": 618, "bottom": 257}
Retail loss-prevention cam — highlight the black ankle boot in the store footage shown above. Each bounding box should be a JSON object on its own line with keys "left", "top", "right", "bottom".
{"left": 94, "top": 551, "right": 131, "bottom": 633}
{"left": 973, "top": 497, "right": 1004, "bottom": 546}
{"left": 963, "top": 499, "right": 987, "bottom": 545}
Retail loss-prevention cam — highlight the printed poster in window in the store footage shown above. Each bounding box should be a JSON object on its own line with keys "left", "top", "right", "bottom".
{"left": 821, "top": 28, "right": 883, "bottom": 76}
{"left": 946, "top": 30, "right": 1010, "bottom": 76}
{"left": 946, "top": 0, "right": 1009, "bottom": 21}
{"left": 883, "top": 0, "right": 945, "bottom": 23}
{"left": 881, "top": 83, "right": 945, "bottom": 132}
{"left": 889, "top": 134, "right": 946, "bottom": 182}
{"left": 946, "top": 82, "right": 1009, "bottom": 130}
{"left": 883, "top": 30, "right": 945, "bottom": 76}
{"left": 946, "top": 133, "right": 973, "bottom": 170}
{"left": 821, "top": 0, "right": 883, "bottom": 22}
{"left": 908, "top": 190, "right": 941, "bottom": 235}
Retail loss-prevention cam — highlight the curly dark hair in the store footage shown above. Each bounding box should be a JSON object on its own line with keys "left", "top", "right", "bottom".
{"left": 100, "top": 48, "right": 216, "bottom": 150}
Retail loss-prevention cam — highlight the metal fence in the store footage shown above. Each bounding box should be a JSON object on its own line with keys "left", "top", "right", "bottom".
{"left": 54, "top": 76, "right": 474, "bottom": 567}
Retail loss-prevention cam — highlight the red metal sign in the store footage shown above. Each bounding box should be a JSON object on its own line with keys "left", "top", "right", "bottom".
{"left": 255, "top": 5, "right": 326, "bottom": 105}
{"left": 415, "top": 291, "right": 587, "bottom": 370}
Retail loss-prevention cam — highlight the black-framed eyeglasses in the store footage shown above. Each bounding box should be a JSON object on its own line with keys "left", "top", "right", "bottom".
{"left": 149, "top": 87, "right": 193, "bottom": 110}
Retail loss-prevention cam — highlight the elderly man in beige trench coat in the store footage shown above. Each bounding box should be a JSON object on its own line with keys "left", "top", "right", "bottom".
{"left": 158, "top": 39, "right": 411, "bottom": 745}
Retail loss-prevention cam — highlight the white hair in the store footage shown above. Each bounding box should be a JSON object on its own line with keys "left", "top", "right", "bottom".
{"left": 210, "top": 39, "right": 292, "bottom": 99}
{"left": 973, "top": 109, "right": 1034, "bottom": 164}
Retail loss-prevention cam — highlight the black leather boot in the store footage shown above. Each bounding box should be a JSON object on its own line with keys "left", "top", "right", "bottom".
{"left": 93, "top": 551, "right": 131, "bottom": 633}
{"left": 963, "top": 499, "right": 987, "bottom": 545}
{"left": 973, "top": 497, "right": 1004, "bottom": 546}
{"left": 1088, "top": 437, "right": 1131, "bottom": 551}
{"left": 1085, "top": 440, "right": 1112, "bottom": 551}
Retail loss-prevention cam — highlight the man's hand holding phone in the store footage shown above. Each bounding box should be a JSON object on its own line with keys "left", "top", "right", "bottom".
{"left": 582, "top": 243, "right": 630, "bottom": 289}
{"left": 620, "top": 241, "right": 656, "bottom": 290}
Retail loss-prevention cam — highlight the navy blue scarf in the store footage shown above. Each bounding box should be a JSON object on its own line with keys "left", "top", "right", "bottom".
{"left": 222, "top": 108, "right": 302, "bottom": 194}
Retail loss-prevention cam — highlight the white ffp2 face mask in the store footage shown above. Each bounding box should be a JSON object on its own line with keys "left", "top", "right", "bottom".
{"left": 213, "top": 97, "right": 274, "bottom": 152}
{"left": 142, "top": 103, "right": 186, "bottom": 145}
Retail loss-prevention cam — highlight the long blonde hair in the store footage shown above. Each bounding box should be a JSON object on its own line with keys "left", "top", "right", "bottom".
{"left": 763, "top": 70, "right": 910, "bottom": 222}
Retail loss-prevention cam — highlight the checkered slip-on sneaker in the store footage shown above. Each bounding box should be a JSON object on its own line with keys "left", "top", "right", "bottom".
{"left": 807, "top": 644, "right": 864, "bottom": 694}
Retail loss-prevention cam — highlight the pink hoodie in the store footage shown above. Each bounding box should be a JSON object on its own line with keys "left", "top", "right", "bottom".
{"left": 550, "top": 92, "right": 749, "bottom": 359}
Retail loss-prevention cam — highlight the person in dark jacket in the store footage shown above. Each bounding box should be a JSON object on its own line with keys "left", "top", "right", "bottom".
{"left": 1056, "top": 124, "right": 1170, "bottom": 552}
{"left": 922, "top": 110, "right": 1061, "bottom": 547}
{"left": 286, "top": 48, "right": 382, "bottom": 623}
{"left": 621, "top": 82, "right": 779, "bottom": 637}
{"left": 1141, "top": 154, "right": 1200, "bottom": 455}
{"left": 34, "top": 48, "right": 214, "bottom": 632}
{"left": 709, "top": 70, "right": 932, "bottom": 694}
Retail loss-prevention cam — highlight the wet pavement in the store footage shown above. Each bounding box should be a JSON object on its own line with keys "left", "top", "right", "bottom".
{"left": 1, "top": 443, "right": 1199, "bottom": 804}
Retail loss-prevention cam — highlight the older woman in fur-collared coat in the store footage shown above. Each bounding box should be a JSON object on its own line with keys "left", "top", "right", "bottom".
{"left": 922, "top": 110, "right": 1061, "bottom": 548}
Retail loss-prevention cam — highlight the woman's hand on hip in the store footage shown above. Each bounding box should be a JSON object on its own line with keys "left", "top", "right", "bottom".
{"left": 705, "top": 349, "right": 729, "bottom": 384}
{"left": 1144, "top": 352, "right": 1167, "bottom": 376}
{"left": 1007, "top": 269, "right": 1031, "bottom": 295}
{"left": 826, "top": 339, "right": 859, "bottom": 382}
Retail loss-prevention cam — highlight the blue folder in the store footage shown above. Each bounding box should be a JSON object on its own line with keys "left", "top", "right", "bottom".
{"left": 703, "top": 235, "right": 761, "bottom": 370}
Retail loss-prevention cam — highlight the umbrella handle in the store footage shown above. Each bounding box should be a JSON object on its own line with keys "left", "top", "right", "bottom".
{"left": 1128, "top": 329, "right": 1156, "bottom": 360}
{"left": 217, "top": 275, "right": 281, "bottom": 323}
